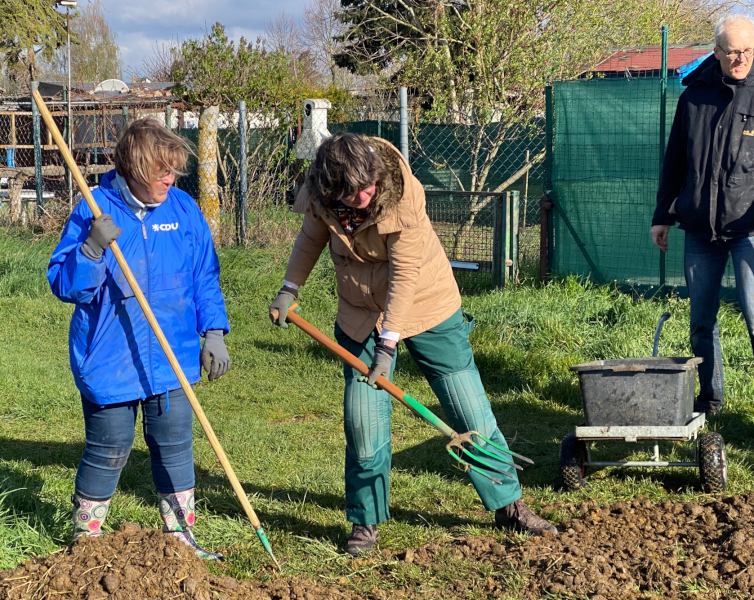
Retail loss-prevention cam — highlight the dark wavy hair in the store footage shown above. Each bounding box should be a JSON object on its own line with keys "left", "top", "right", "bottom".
{"left": 307, "top": 132, "right": 386, "bottom": 208}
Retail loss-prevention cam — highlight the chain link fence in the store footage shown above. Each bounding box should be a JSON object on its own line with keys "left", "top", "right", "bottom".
{"left": 1, "top": 88, "right": 542, "bottom": 288}
{"left": 331, "top": 89, "right": 544, "bottom": 286}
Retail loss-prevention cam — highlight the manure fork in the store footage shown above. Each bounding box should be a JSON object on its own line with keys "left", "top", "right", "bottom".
{"left": 284, "top": 304, "right": 533, "bottom": 484}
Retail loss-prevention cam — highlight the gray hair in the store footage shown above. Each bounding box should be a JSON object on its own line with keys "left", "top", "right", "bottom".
{"left": 715, "top": 14, "right": 754, "bottom": 46}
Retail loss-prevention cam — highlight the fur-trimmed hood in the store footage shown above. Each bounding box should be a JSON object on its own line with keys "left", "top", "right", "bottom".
{"left": 367, "top": 137, "right": 405, "bottom": 222}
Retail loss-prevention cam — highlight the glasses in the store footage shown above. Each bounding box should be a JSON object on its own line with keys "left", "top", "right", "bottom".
{"left": 154, "top": 168, "right": 176, "bottom": 182}
{"left": 717, "top": 46, "right": 754, "bottom": 60}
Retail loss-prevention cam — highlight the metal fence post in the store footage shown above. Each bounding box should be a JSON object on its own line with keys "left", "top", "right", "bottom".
{"left": 545, "top": 85, "right": 555, "bottom": 277}
{"left": 509, "top": 190, "right": 520, "bottom": 284}
{"left": 238, "top": 100, "right": 248, "bottom": 244}
{"left": 658, "top": 25, "right": 669, "bottom": 293}
{"left": 31, "top": 82, "right": 44, "bottom": 211}
{"left": 62, "top": 88, "right": 73, "bottom": 210}
{"left": 503, "top": 192, "right": 513, "bottom": 285}
{"left": 399, "top": 87, "right": 409, "bottom": 163}
{"left": 93, "top": 114, "right": 99, "bottom": 184}
{"left": 492, "top": 194, "right": 507, "bottom": 288}
{"left": 166, "top": 104, "right": 172, "bottom": 130}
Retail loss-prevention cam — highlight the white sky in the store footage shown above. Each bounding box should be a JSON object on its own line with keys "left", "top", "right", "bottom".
{"left": 93, "top": 0, "right": 310, "bottom": 79}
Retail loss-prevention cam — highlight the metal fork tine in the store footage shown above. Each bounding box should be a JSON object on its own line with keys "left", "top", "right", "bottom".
{"left": 470, "top": 432, "right": 535, "bottom": 465}
{"left": 446, "top": 448, "right": 511, "bottom": 483}
{"left": 447, "top": 434, "right": 522, "bottom": 480}
{"left": 460, "top": 443, "right": 524, "bottom": 471}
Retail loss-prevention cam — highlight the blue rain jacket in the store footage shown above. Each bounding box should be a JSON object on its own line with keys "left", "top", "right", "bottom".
{"left": 48, "top": 170, "right": 229, "bottom": 405}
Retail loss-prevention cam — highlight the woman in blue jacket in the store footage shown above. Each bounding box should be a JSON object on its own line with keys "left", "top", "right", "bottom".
{"left": 48, "top": 118, "right": 230, "bottom": 560}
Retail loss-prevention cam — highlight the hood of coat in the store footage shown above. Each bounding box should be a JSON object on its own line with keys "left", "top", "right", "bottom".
{"left": 682, "top": 53, "right": 754, "bottom": 88}
{"left": 367, "top": 138, "right": 405, "bottom": 222}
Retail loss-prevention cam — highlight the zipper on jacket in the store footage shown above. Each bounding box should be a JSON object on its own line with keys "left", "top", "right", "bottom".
{"left": 140, "top": 222, "right": 155, "bottom": 390}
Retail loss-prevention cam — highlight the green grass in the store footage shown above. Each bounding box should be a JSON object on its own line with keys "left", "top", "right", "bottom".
{"left": 2, "top": 224, "right": 754, "bottom": 596}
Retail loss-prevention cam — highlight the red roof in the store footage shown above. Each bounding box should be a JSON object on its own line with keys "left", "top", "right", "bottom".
{"left": 593, "top": 46, "right": 713, "bottom": 73}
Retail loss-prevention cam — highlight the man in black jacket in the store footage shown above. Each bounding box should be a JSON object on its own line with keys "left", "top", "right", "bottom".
{"left": 652, "top": 14, "right": 754, "bottom": 416}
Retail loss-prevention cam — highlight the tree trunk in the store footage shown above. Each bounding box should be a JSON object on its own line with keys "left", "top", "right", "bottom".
{"left": 8, "top": 174, "right": 25, "bottom": 224}
{"left": 198, "top": 105, "right": 220, "bottom": 238}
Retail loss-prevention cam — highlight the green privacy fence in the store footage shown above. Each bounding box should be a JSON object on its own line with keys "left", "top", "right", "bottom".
{"left": 548, "top": 76, "right": 736, "bottom": 296}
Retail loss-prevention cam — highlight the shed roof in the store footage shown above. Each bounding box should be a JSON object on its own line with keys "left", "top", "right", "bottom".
{"left": 593, "top": 45, "right": 714, "bottom": 73}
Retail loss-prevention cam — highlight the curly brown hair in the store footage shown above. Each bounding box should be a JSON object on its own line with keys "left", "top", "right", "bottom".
{"left": 307, "top": 132, "right": 386, "bottom": 209}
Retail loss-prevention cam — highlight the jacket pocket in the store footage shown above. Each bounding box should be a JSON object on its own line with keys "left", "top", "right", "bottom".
{"left": 78, "top": 306, "right": 122, "bottom": 380}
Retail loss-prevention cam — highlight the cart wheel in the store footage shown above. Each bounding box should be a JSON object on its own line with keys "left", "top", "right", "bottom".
{"left": 699, "top": 432, "right": 728, "bottom": 493}
{"left": 560, "top": 434, "right": 587, "bottom": 491}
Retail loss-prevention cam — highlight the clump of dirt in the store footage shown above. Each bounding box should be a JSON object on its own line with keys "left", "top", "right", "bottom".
{"left": 4, "top": 495, "right": 754, "bottom": 599}
{"left": 0, "top": 523, "right": 359, "bottom": 600}
{"left": 376, "top": 493, "right": 754, "bottom": 599}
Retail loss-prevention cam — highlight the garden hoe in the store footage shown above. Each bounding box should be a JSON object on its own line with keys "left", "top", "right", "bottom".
{"left": 284, "top": 304, "right": 534, "bottom": 484}
{"left": 32, "top": 91, "right": 280, "bottom": 570}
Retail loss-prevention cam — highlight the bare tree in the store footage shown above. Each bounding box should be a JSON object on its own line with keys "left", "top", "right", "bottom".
{"left": 45, "top": 0, "right": 121, "bottom": 84}
{"left": 137, "top": 40, "right": 181, "bottom": 82}
{"left": 265, "top": 12, "right": 303, "bottom": 79}
{"left": 298, "top": 0, "right": 348, "bottom": 85}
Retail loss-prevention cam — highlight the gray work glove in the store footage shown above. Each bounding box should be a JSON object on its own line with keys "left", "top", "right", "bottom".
{"left": 201, "top": 330, "right": 230, "bottom": 381}
{"left": 362, "top": 340, "right": 396, "bottom": 387}
{"left": 268, "top": 285, "right": 298, "bottom": 329}
{"left": 81, "top": 214, "right": 122, "bottom": 261}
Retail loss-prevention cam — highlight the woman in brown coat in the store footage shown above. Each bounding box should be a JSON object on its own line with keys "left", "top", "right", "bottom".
{"left": 270, "top": 132, "right": 556, "bottom": 555}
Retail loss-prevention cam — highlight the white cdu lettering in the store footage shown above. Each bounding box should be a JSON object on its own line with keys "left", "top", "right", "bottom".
{"left": 151, "top": 223, "right": 179, "bottom": 232}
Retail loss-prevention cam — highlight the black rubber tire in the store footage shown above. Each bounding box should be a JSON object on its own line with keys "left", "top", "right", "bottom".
{"left": 699, "top": 432, "right": 728, "bottom": 493}
{"left": 560, "top": 434, "right": 587, "bottom": 491}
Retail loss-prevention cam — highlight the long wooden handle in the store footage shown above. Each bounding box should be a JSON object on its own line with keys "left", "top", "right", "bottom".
{"left": 284, "top": 304, "right": 422, "bottom": 417}
{"left": 32, "top": 92, "right": 275, "bottom": 556}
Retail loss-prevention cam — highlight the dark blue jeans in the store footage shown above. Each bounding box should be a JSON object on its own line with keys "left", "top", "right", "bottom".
{"left": 685, "top": 231, "right": 754, "bottom": 409}
{"left": 75, "top": 388, "right": 195, "bottom": 500}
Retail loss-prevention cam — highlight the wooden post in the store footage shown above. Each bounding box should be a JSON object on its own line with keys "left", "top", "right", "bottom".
{"left": 8, "top": 174, "right": 24, "bottom": 223}
{"left": 10, "top": 113, "right": 16, "bottom": 148}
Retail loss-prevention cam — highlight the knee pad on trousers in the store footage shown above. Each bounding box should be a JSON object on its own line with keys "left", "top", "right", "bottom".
{"left": 430, "top": 370, "right": 497, "bottom": 438}
{"left": 344, "top": 377, "right": 392, "bottom": 462}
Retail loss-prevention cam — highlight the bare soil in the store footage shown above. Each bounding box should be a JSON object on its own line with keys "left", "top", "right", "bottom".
{"left": 4, "top": 494, "right": 754, "bottom": 599}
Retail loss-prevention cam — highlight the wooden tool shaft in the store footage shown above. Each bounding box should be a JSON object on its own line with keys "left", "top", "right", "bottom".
{"left": 285, "top": 304, "right": 421, "bottom": 417}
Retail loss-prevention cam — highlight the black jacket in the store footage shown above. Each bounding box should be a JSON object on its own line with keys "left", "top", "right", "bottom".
{"left": 653, "top": 55, "right": 754, "bottom": 239}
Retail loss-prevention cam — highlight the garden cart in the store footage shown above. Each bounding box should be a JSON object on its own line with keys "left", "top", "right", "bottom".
{"left": 560, "top": 312, "right": 728, "bottom": 493}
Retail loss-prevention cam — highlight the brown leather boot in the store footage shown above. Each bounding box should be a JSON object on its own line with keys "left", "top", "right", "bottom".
{"left": 345, "top": 524, "right": 379, "bottom": 556}
{"left": 495, "top": 499, "right": 558, "bottom": 535}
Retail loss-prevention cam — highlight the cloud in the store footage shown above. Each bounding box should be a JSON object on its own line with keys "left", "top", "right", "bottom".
{"left": 96, "top": 0, "right": 309, "bottom": 75}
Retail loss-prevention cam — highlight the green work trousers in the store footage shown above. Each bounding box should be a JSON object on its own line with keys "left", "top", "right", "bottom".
{"left": 335, "top": 308, "right": 522, "bottom": 525}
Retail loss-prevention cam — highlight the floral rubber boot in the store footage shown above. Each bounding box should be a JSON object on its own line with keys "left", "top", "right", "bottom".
{"left": 159, "top": 488, "right": 223, "bottom": 561}
{"left": 72, "top": 494, "right": 111, "bottom": 540}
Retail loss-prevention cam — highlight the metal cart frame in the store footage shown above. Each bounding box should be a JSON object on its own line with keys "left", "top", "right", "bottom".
{"left": 575, "top": 412, "right": 706, "bottom": 469}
